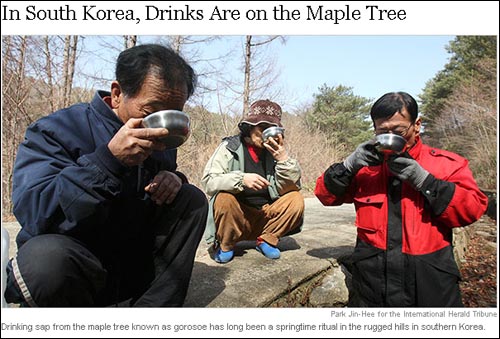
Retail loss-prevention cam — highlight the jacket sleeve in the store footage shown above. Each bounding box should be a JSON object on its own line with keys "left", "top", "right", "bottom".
{"left": 201, "top": 141, "right": 245, "bottom": 197}
{"left": 12, "top": 120, "right": 127, "bottom": 240}
{"left": 314, "top": 163, "right": 355, "bottom": 206}
{"left": 419, "top": 155, "right": 488, "bottom": 227}
{"left": 275, "top": 158, "right": 302, "bottom": 195}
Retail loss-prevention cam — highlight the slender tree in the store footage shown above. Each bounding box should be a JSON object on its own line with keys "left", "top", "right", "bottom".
{"left": 2, "top": 36, "right": 30, "bottom": 215}
{"left": 242, "top": 35, "right": 285, "bottom": 114}
{"left": 62, "top": 35, "right": 79, "bottom": 107}
{"left": 124, "top": 35, "right": 137, "bottom": 49}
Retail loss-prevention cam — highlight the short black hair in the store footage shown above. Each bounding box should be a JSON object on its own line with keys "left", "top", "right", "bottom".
{"left": 238, "top": 122, "right": 252, "bottom": 137}
{"left": 115, "top": 44, "right": 196, "bottom": 98}
{"left": 370, "top": 92, "right": 418, "bottom": 122}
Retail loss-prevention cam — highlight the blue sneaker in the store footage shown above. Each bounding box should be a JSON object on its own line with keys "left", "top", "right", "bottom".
{"left": 256, "top": 241, "right": 280, "bottom": 259}
{"left": 214, "top": 248, "right": 234, "bottom": 264}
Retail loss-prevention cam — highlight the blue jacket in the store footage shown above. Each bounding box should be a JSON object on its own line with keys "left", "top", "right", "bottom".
{"left": 12, "top": 91, "right": 181, "bottom": 251}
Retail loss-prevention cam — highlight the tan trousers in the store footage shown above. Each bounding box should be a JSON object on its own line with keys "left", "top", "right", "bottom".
{"left": 213, "top": 191, "right": 305, "bottom": 251}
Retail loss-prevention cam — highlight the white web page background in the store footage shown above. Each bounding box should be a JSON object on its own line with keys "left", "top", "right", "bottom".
{"left": 1, "top": 1, "right": 498, "bottom": 338}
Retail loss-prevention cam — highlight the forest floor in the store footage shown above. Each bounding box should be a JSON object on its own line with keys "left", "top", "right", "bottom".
{"left": 2, "top": 212, "right": 497, "bottom": 307}
{"left": 459, "top": 215, "right": 497, "bottom": 307}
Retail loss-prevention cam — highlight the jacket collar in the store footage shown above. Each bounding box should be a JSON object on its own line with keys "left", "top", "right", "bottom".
{"left": 407, "top": 135, "right": 423, "bottom": 160}
{"left": 223, "top": 135, "right": 243, "bottom": 154}
{"left": 90, "top": 90, "right": 123, "bottom": 129}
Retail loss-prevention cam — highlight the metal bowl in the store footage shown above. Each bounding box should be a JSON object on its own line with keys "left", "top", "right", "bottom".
{"left": 142, "top": 110, "right": 190, "bottom": 149}
{"left": 262, "top": 126, "right": 285, "bottom": 142}
{"left": 374, "top": 133, "right": 407, "bottom": 155}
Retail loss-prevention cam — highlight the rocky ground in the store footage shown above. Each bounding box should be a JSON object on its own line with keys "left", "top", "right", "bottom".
{"left": 459, "top": 215, "right": 497, "bottom": 307}
{"left": 271, "top": 214, "right": 498, "bottom": 308}
{"left": 2, "top": 210, "right": 497, "bottom": 308}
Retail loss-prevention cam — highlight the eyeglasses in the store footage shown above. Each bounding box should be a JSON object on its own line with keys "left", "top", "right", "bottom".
{"left": 375, "top": 123, "right": 414, "bottom": 137}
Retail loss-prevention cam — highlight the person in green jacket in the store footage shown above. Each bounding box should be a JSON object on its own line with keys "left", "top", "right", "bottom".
{"left": 201, "top": 100, "right": 304, "bottom": 263}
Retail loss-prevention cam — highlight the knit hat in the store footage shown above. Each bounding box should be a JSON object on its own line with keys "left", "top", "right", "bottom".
{"left": 239, "top": 99, "right": 283, "bottom": 127}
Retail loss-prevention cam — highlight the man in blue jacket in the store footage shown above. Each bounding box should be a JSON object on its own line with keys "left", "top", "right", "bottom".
{"left": 4, "top": 44, "right": 208, "bottom": 307}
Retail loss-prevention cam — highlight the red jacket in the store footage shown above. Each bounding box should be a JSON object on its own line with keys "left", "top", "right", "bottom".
{"left": 315, "top": 139, "right": 488, "bottom": 255}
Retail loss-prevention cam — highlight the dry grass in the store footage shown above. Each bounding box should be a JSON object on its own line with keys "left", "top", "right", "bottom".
{"left": 176, "top": 112, "right": 344, "bottom": 194}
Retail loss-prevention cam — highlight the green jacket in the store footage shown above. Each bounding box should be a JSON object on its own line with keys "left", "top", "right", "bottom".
{"left": 201, "top": 135, "right": 302, "bottom": 244}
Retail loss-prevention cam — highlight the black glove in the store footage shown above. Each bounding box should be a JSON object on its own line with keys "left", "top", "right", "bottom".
{"left": 387, "top": 153, "right": 429, "bottom": 190}
{"left": 343, "top": 140, "right": 383, "bottom": 174}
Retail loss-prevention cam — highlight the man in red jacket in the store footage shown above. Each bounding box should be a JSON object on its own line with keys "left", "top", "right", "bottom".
{"left": 314, "top": 92, "right": 488, "bottom": 307}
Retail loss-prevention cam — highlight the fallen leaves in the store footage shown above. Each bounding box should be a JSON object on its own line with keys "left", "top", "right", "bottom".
{"left": 459, "top": 222, "right": 497, "bottom": 307}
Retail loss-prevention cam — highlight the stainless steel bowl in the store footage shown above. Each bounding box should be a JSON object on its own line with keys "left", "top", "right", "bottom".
{"left": 262, "top": 126, "right": 285, "bottom": 142}
{"left": 374, "top": 133, "right": 407, "bottom": 155}
{"left": 142, "top": 110, "right": 190, "bottom": 149}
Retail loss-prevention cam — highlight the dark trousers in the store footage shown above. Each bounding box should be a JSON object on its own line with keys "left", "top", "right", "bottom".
{"left": 5, "top": 184, "right": 208, "bottom": 307}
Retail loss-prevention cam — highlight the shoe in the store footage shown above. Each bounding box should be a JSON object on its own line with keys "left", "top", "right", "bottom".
{"left": 256, "top": 241, "right": 280, "bottom": 259}
{"left": 214, "top": 248, "right": 234, "bottom": 264}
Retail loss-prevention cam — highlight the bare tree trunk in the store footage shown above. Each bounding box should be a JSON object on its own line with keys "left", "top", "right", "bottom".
{"left": 124, "top": 35, "right": 137, "bottom": 49}
{"left": 2, "top": 36, "right": 29, "bottom": 216}
{"left": 65, "top": 35, "right": 78, "bottom": 106}
{"left": 1, "top": 36, "right": 11, "bottom": 78}
{"left": 242, "top": 35, "right": 284, "bottom": 114}
{"left": 243, "top": 35, "right": 252, "bottom": 115}
{"left": 172, "top": 36, "right": 182, "bottom": 53}
{"left": 61, "top": 35, "right": 79, "bottom": 107}
{"left": 44, "top": 36, "right": 55, "bottom": 112}
{"left": 62, "top": 36, "right": 71, "bottom": 108}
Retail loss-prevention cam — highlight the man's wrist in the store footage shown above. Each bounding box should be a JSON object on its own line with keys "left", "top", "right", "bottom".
{"left": 174, "top": 171, "right": 188, "bottom": 184}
